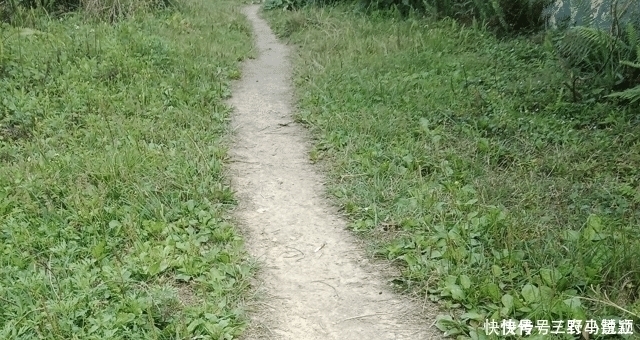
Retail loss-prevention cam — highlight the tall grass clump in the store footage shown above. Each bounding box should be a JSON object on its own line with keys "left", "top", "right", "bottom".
{"left": 265, "top": 0, "right": 554, "bottom": 34}
{"left": 81, "top": 0, "right": 175, "bottom": 22}
{"left": 0, "top": 0, "right": 254, "bottom": 338}
{"left": 1, "top": 0, "right": 174, "bottom": 24}
{"left": 264, "top": 4, "right": 640, "bottom": 338}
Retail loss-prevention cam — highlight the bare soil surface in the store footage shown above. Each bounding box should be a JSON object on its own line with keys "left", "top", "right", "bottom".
{"left": 227, "top": 5, "right": 442, "bottom": 339}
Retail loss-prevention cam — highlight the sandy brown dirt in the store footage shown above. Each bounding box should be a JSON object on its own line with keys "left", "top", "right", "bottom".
{"left": 227, "top": 5, "right": 442, "bottom": 340}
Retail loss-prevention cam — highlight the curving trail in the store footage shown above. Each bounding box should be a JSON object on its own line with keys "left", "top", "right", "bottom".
{"left": 227, "top": 5, "right": 441, "bottom": 340}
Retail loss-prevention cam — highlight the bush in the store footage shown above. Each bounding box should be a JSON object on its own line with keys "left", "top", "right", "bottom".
{"left": 413, "top": 0, "right": 553, "bottom": 34}
{"left": 264, "top": 0, "right": 553, "bottom": 34}
{"left": 1, "top": 0, "right": 173, "bottom": 23}
{"left": 550, "top": 16, "right": 640, "bottom": 104}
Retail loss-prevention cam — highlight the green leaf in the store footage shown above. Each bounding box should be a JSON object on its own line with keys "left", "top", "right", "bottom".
{"left": 187, "top": 319, "right": 204, "bottom": 333}
{"left": 116, "top": 312, "right": 135, "bottom": 325}
{"left": 419, "top": 118, "right": 430, "bottom": 132}
{"left": 445, "top": 275, "right": 457, "bottom": 285}
{"left": 587, "top": 214, "right": 602, "bottom": 231}
{"left": 176, "top": 242, "right": 189, "bottom": 251}
{"left": 459, "top": 275, "right": 471, "bottom": 289}
{"left": 500, "top": 306, "right": 510, "bottom": 318}
{"left": 521, "top": 284, "right": 540, "bottom": 304}
{"left": 501, "top": 294, "right": 514, "bottom": 310}
{"left": 460, "top": 311, "right": 484, "bottom": 321}
{"left": 477, "top": 138, "right": 490, "bottom": 152}
{"left": 176, "top": 274, "right": 192, "bottom": 281}
{"left": 484, "top": 283, "right": 501, "bottom": 301}
{"left": 582, "top": 215, "right": 607, "bottom": 241}
{"left": 606, "top": 85, "right": 640, "bottom": 103}
{"left": 620, "top": 60, "right": 640, "bottom": 69}
{"left": 464, "top": 199, "right": 478, "bottom": 206}
{"left": 491, "top": 265, "right": 502, "bottom": 277}
{"left": 430, "top": 250, "right": 442, "bottom": 259}
{"left": 539, "top": 285, "right": 554, "bottom": 300}
{"left": 19, "top": 28, "right": 42, "bottom": 36}
{"left": 540, "top": 268, "right": 561, "bottom": 287}
{"left": 434, "top": 315, "right": 456, "bottom": 333}
{"left": 91, "top": 240, "right": 106, "bottom": 260}
{"left": 450, "top": 284, "right": 465, "bottom": 301}
{"left": 563, "top": 296, "right": 581, "bottom": 310}
{"left": 186, "top": 199, "right": 196, "bottom": 212}
{"left": 148, "top": 262, "right": 161, "bottom": 276}
{"left": 204, "top": 322, "right": 222, "bottom": 335}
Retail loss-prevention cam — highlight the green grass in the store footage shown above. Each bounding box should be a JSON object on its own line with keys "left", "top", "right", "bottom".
{"left": 0, "top": 1, "right": 254, "bottom": 339}
{"left": 264, "top": 6, "right": 640, "bottom": 339}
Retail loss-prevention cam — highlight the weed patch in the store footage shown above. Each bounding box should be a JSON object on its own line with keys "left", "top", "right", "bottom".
{"left": 0, "top": 0, "right": 254, "bottom": 338}
{"left": 265, "top": 5, "right": 640, "bottom": 338}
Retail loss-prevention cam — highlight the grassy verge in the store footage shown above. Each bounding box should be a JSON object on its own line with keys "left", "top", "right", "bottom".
{"left": 264, "top": 5, "right": 640, "bottom": 339}
{"left": 0, "top": 0, "right": 254, "bottom": 338}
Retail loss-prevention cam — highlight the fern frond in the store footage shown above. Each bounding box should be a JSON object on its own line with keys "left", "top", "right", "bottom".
{"left": 626, "top": 23, "right": 638, "bottom": 47}
{"left": 557, "top": 26, "right": 618, "bottom": 71}
{"left": 620, "top": 60, "right": 640, "bottom": 69}
{"left": 606, "top": 85, "right": 640, "bottom": 103}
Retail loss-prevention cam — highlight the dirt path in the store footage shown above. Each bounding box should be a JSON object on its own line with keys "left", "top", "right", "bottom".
{"left": 227, "top": 5, "right": 441, "bottom": 340}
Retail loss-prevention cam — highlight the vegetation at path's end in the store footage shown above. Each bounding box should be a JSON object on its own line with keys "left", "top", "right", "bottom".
{"left": 0, "top": 0, "right": 253, "bottom": 339}
{"left": 264, "top": 5, "right": 640, "bottom": 339}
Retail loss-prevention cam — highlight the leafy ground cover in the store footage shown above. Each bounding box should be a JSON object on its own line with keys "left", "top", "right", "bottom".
{"left": 0, "top": 1, "right": 254, "bottom": 338}
{"left": 264, "top": 5, "right": 640, "bottom": 339}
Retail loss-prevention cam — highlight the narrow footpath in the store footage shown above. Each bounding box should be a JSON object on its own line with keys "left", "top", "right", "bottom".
{"left": 227, "top": 5, "right": 441, "bottom": 339}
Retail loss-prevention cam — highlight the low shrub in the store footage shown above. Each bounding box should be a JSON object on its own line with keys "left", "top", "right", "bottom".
{"left": 265, "top": 0, "right": 554, "bottom": 34}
